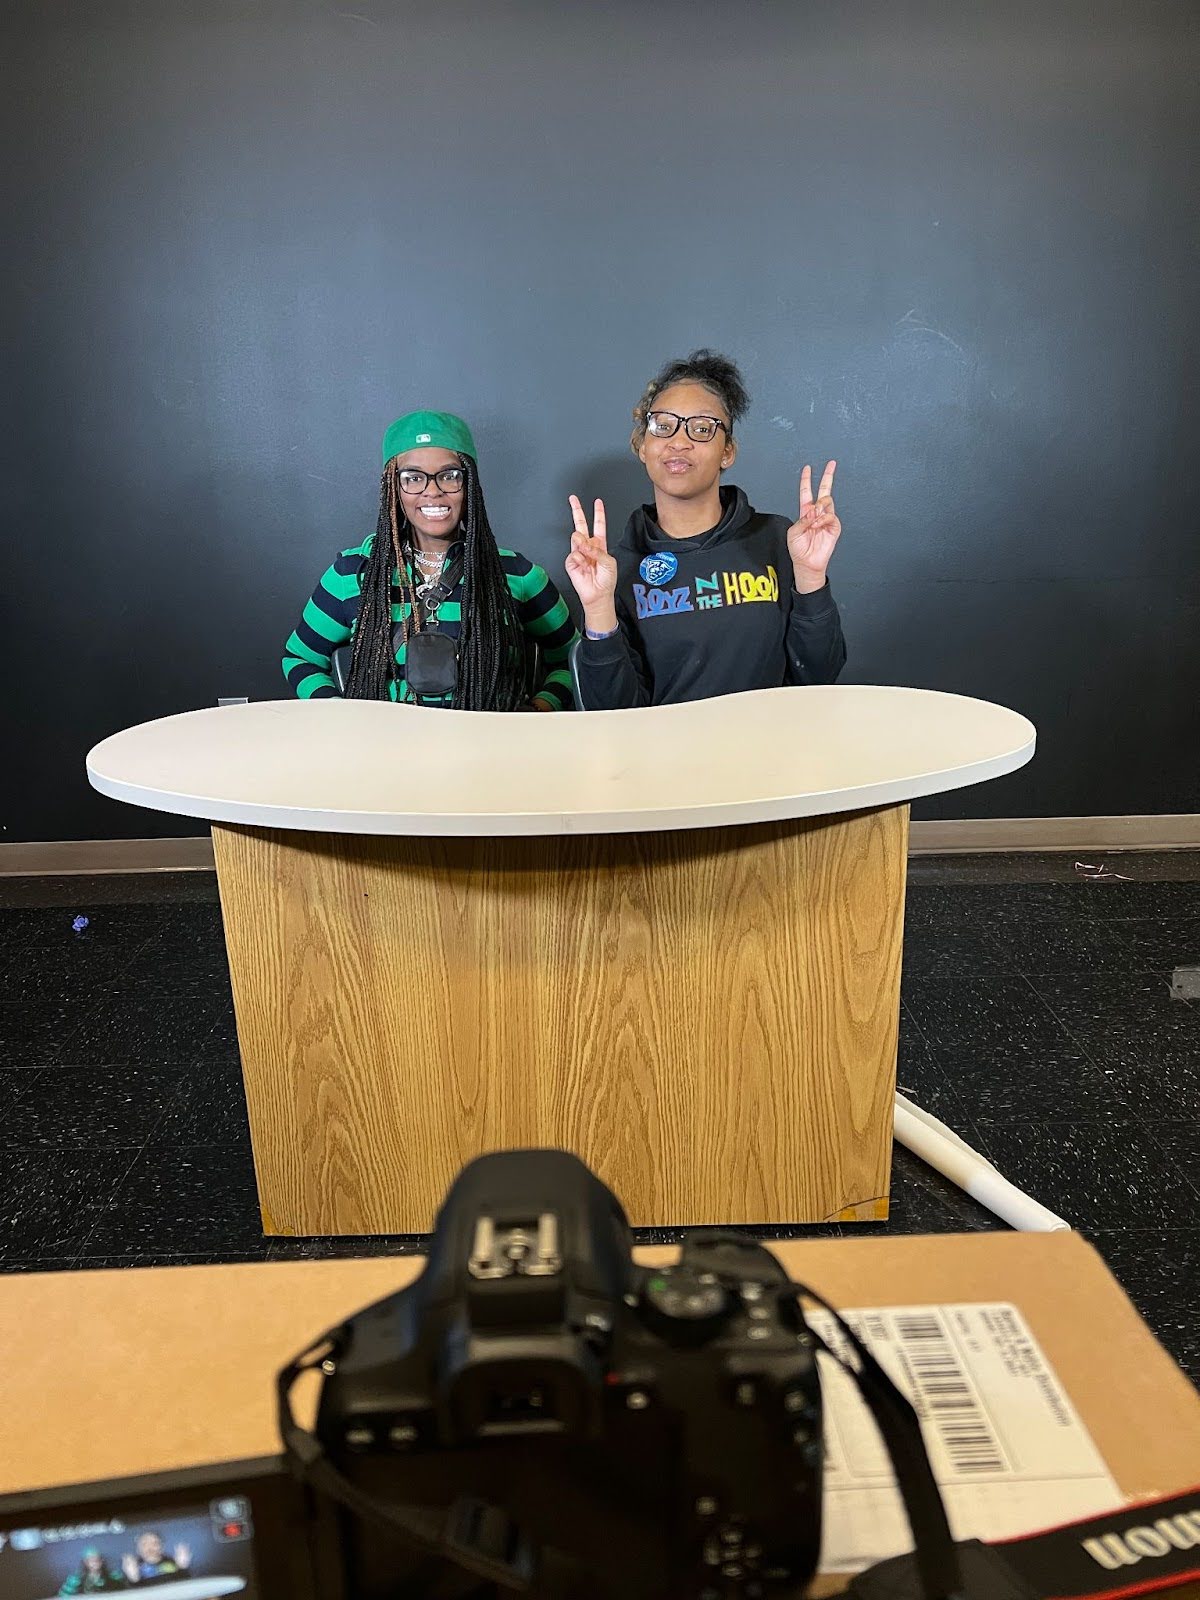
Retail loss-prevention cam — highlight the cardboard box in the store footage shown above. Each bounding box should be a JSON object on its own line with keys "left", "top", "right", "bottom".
{"left": 1, "top": 1232, "right": 1196, "bottom": 1587}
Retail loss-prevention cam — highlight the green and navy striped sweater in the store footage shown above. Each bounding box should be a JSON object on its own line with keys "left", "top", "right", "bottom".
{"left": 283, "top": 536, "right": 578, "bottom": 709}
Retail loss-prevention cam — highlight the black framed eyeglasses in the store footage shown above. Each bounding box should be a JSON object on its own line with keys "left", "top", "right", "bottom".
{"left": 397, "top": 466, "right": 466, "bottom": 494}
{"left": 645, "top": 411, "right": 730, "bottom": 443}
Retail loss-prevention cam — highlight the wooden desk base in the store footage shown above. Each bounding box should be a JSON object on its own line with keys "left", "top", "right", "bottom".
{"left": 212, "top": 805, "right": 907, "bottom": 1236}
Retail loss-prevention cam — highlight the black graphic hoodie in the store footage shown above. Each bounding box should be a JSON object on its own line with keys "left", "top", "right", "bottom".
{"left": 575, "top": 485, "right": 847, "bottom": 708}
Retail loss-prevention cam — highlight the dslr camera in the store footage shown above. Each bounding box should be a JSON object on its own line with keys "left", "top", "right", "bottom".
{"left": 308, "top": 1148, "right": 824, "bottom": 1597}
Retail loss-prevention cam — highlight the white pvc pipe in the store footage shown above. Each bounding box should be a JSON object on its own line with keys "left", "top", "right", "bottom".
{"left": 894, "top": 1091, "right": 1071, "bottom": 1232}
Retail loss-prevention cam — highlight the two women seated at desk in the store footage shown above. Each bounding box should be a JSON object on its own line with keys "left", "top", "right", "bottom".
{"left": 283, "top": 350, "right": 847, "bottom": 711}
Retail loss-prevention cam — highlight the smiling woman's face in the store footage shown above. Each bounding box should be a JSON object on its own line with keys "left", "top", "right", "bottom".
{"left": 393, "top": 446, "right": 466, "bottom": 543}
{"left": 637, "top": 380, "right": 737, "bottom": 503}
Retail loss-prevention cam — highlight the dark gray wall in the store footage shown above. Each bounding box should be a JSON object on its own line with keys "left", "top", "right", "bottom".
{"left": 3, "top": 0, "right": 1197, "bottom": 842}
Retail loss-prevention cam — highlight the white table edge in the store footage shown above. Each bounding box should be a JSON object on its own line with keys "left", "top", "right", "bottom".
{"left": 85, "top": 731, "right": 1036, "bottom": 838}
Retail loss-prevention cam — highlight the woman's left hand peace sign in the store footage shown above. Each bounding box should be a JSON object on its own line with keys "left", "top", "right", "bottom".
{"left": 787, "top": 461, "right": 842, "bottom": 593}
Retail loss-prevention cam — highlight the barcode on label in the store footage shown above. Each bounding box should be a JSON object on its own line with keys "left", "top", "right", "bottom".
{"left": 893, "top": 1313, "right": 1009, "bottom": 1475}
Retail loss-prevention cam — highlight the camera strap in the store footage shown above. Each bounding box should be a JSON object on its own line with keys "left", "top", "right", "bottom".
{"left": 783, "top": 1280, "right": 965, "bottom": 1600}
{"left": 847, "top": 1488, "right": 1200, "bottom": 1600}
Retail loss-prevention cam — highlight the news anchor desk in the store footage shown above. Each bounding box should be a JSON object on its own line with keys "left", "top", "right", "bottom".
{"left": 86, "top": 687, "right": 1035, "bottom": 1237}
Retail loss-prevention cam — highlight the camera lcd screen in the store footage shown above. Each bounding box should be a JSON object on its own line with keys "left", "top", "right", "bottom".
{"left": 0, "top": 1498, "right": 261, "bottom": 1600}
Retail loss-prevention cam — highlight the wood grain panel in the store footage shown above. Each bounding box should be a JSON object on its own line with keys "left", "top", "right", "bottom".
{"left": 212, "top": 806, "right": 907, "bottom": 1235}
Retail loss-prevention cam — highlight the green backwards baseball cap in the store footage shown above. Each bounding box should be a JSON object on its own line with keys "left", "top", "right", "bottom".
{"left": 382, "top": 410, "right": 477, "bottom": 465}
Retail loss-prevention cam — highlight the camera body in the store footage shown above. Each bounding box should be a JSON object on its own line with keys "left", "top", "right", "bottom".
{"left": 317, "top": 1149, "right": 824, "bottom": 1598}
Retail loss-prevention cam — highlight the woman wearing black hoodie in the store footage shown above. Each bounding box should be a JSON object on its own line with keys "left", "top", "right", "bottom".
{"left": 566, "top": 349, "right": 847, "bottom": 708}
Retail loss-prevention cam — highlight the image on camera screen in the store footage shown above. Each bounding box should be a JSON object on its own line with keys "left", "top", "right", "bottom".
{"left": 0, "top": 1499, "right": 260, "bottom": 1600}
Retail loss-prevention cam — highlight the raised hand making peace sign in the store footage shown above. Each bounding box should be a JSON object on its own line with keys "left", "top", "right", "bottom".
{"left": 564, "top": 494, "right": 619, "bottom": 632}
{"left": 788, "top": 461, "right": 841, "bottom": 594}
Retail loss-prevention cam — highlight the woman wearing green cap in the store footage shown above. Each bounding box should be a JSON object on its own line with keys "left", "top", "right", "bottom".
{"left": 283, "top": 411, "right": 577, "bottom": 709}
{"left": 57, "top": 1548, "right": 125, "bottom": 1593}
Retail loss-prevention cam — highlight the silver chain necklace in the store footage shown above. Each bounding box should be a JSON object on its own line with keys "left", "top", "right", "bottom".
{"left": 410, "top": 546, "right": 450, "bottom": 612}
{"left": 413, "top": 548, "right": 445, "bottom": 589}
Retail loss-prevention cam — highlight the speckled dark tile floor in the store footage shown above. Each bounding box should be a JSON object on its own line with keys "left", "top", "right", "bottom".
{"left": 0, "top": 858, "right": 1197, "bottom": 1384}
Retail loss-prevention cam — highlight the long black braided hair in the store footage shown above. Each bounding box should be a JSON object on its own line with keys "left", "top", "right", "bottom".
{"left": 343, "top": 455, "right": 532, "bottom": 710}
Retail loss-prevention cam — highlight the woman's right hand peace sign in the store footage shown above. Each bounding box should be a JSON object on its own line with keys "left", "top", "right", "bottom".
{"left": 565, "top": 495, "right": 619, "bottom": 628}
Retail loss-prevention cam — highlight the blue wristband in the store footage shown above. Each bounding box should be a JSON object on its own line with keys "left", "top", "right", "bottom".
{"left": 585, "top": 624, "right": 620, "bottom": 641}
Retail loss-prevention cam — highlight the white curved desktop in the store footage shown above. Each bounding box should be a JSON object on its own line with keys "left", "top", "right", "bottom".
{"left": 87, "top": 686, "right": 1034, "bottom": 837}
{"left": 87, "top": 687, "right": 1036, "bottom": 1237}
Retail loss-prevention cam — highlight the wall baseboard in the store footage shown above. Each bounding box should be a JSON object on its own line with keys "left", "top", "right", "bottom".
{"left": 0, "top": 836, "right": 218, "bottom": 876}
{"left": 907, "top": 814, "right": 1200, "bottom": 855}
{"left": 0, "top": 815, "right": 1197, "bottom": 876}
